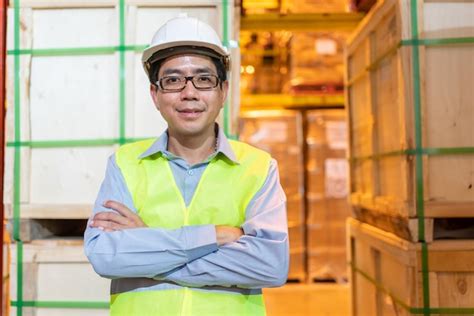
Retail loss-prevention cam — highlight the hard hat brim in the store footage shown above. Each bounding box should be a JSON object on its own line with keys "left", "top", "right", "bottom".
{"left": 142, "top": 41, "right": 229, "bottom": 65}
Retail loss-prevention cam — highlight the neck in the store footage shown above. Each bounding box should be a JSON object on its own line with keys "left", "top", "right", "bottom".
{"left": 167, "top": 127, "right": 217, "bottom": 165}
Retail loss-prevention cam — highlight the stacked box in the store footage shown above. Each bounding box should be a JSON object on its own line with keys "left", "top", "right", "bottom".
{"left": 346, "top": 0, "right": 474, "bottom": 242}
{"left": 286, "top": 32, "right": 349, "bottom": 95}
{"left": 240, "top": 31, "right": 290, "bottom": 95}
{"left": 349, "top": 218, "right": 474, "bottom": 316}
{"left": 305, "top": 110, "right": 351, "bottom": 282}
{"left": 9, "top": 239, "right": 109, "bottom": 316}
{"left": 5, "top": 2, "right": 240, "bottom": 314}
{"left": 5, "top": 2, "right": 241, "bottom": 221}
{"left": 347, "top": 2, "right": 474, "bottom": 314}
{"left": 239, "top": 110, "right": 305, "bottom": 281}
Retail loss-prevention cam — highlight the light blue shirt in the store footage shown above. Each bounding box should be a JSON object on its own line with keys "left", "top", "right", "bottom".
{"left": 84, "top": 126, "right": 289, "bottom": 290}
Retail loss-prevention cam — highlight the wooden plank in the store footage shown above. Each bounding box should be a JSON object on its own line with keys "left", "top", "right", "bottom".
{"left": 5, "top": 204, "right": 92, "bottom": 219}
{"left": 350, "top": 218, "right": 474, "bottom": 313}
{"left": 354, "top": 205, "right": 474, "bottom": 242}
{"left": 346, "top": 0, "right": 398, "bottom": 56}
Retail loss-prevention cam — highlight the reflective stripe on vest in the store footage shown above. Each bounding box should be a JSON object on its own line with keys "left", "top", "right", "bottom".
{"left": 112, "top": 139, "right": 271, "bottom": 316}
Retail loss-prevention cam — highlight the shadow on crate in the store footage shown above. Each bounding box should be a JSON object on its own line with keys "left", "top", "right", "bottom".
{"left": 7, "top": 219, "right": 88, "bottom": 241}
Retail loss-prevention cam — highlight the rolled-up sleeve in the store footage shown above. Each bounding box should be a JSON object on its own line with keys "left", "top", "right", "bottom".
{"left": 160, "top": 159, "right": 289, "bottom": 288}
{"left": 84, "top": 155, "right": 218, "bottom": 279}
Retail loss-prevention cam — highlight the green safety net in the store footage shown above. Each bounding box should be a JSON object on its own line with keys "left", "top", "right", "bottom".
{"left": 9, "top": 0, "right": 232, "bottom": 314}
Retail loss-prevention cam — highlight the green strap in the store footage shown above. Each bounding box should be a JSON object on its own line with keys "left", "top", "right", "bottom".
{"left": 409, "top": 1, "right": 430, "bottom": 314}
{"left": 222, "top": 0, "right": 230, "bottom": 137}
{"left": 351, "top": 262, "right": 474, "bottom": 314}
{"left": 349, "top": 147, "right": 474, "bottom": 161}
{"left": 7, "top": 45, "right": 147, "bottom": 56}
{"left": 11, "top": 300, "right": 108, "bottom": 309}
{"left": 13, "top": 1, "right": 23, "bottom": 315}
{"left": 119, "top": 0, "right": 126, "bottom": 145}
{"left": 10, "top": 140, "right": 471, "bottom": 154}
{"left": 402, "top": 37, "right": 474, "bottom": 46}
{"left": 6, "top": 138, "right": 148, "bottom": 148}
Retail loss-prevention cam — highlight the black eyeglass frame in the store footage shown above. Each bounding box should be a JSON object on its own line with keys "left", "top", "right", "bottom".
{"left": 155, "top": 75, "right": 220, "bottom": 92}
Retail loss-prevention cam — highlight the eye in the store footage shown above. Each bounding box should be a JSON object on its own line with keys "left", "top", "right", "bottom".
{"left": 163, "top": 76, "right": 182, "bottom": 84}
{"left": 197, "top": 75, "right": 212, "bottom": 82}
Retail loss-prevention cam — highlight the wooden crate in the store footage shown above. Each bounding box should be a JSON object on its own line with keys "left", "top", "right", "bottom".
{"left": 288, "top": 247, "right": 306, "bottom": 282}
{"left": 4, "top": 1, "right": 240, "bottom": 222}
{"left": 9, "top": 239, "right": 109, "bottom": 316}
{"left": 349, "top": 218, "right": 474, "bottom": 316}
{"left": 346, "top": 0, "right": 474, "bottom": 240}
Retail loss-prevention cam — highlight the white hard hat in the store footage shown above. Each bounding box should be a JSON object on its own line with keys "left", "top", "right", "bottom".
{"left": 142, "top": 14, "right": 230, "bottom": 79}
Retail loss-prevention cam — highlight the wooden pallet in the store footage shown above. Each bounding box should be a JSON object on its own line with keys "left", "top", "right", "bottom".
{"left": 349, "top": 218, "right": 474, "bottom": 316}
{"left": 9, "top": 239, "right": 109, "bottom": 316}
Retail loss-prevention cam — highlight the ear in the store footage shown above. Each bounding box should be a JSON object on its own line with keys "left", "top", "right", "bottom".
{"left": 220, "top": 80, "right": 229, "bottom": 109}
{"left": 150, "top": 84, "right": 160, "bottom": 110}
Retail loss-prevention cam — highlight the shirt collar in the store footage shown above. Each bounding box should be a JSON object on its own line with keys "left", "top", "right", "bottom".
{"left": 137, "top": 124, "right": 239, "bottom": 164}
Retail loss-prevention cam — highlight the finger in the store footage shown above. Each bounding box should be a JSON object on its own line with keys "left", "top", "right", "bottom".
{"left": 90, "top": 219, "right": 126, "bottom": 231}
{"left": 103, "top": 200, "right": 135, "bottom": 218}
{"left": 93, "top": 211, "right": 130, "bottom": 226}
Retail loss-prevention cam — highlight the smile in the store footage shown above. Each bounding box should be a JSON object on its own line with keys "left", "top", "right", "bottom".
{"left": 176, "top": 108, "right": 204, "bottom": 113}
{"left": 176, "top": 108, "right": 204, "bottom": 119}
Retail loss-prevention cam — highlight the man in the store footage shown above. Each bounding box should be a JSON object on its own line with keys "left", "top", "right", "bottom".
{"left": 84, "top": 15, "right": 289, "bottom": 316}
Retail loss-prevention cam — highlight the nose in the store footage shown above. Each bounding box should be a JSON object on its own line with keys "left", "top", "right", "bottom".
{"left": 180, "top": 79, "right": 199, "bottom": 100}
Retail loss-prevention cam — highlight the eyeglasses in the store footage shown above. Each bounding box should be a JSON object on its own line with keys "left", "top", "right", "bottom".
{"left": 156, "top": 75, "right": 220, "bottom": 92}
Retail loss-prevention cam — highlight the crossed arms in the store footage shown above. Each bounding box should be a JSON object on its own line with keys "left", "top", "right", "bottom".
{"left": 84, "top": 155, "right": 289, "bottom": 289}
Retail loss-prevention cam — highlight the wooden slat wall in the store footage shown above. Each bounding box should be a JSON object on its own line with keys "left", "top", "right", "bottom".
{"left": 346, "top": 0, "right": 474, "bottom": 241}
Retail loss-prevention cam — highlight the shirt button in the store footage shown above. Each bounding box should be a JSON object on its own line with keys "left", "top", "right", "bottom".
{"left": 188, "top": 170, "right": 194, "bottom": 176}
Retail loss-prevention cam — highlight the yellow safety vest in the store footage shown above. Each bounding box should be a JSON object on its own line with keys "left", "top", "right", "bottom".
{"left": 111, "top": 138, "right": 271, "bottom": 316}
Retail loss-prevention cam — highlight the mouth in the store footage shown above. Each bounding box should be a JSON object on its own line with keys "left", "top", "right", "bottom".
{"left": 176, "top": 108, "right": 205, "bottom": 119}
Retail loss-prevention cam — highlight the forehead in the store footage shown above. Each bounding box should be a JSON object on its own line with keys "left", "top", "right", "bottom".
{"left": 159, "top": 54, "right": 217, "bottom": 75}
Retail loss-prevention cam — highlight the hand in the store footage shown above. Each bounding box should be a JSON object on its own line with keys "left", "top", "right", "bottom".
{"left": 90, "top": 200, "right": 147, "bottom": 232}
{"left": 215, "top": 225, "right": 244, "bottom": 246}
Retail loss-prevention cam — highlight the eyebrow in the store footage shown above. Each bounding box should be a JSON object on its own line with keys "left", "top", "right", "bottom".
{"left": 161, "top": 67, "right": 216, "bottom": 76}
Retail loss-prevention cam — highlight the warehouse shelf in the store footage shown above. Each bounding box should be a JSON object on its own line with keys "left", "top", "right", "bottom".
{"left": 241, "top": 13, "right": 364, "bottom": 31}
{"left": 240, "top": 93, "right": 344, "bottom": 109}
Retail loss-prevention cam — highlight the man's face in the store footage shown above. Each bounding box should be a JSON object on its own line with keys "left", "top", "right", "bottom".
{"left": 150, "top": 54, "right": 228, "bottom": 138}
